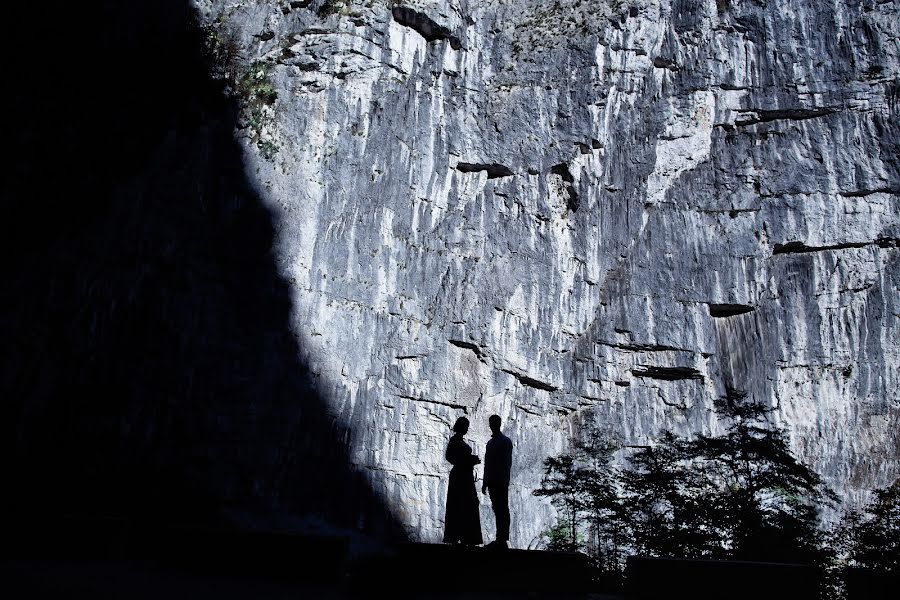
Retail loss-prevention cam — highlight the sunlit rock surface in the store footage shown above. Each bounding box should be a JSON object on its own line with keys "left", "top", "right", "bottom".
{"left": 192, "top": 0, "right": 899, "bottom": 545}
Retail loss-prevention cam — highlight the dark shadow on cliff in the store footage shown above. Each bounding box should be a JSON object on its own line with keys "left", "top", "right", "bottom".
{"left": 1, "top": 1, "right": 404, "bottom": 558}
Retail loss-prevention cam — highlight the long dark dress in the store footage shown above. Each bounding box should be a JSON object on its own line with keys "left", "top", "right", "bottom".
{"left": 442, "top": 434, "right": 483, "bottom": 545}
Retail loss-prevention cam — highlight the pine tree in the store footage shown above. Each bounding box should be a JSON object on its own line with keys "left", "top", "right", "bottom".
{"left": 620, "top": 431, "right": 726, "bottom": 559}
{"left": 534, "top": 387, "right": 837, "bottom": 583}
{"left": 576, "top": 431, "right": 627, "bottom": 572}
{"left": 533, "top": 429, "right": 625, "bottom": 568}
{"left": 533, "top": 454, "right": 587, "bottom": 552}
{"left": 689, "top": 388, "right": 835, "bottom": 563}
{"left": 834, "top": 479, "right": 899, "bottom": 572}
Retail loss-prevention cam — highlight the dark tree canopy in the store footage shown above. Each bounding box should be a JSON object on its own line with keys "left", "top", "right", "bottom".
{"left": 533, "top": 389, "right": 839, "bottom": 578}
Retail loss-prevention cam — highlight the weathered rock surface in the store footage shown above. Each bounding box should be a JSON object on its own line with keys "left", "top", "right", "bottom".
{"left": 190, "top": 0, "right": 900, "bottom": 545}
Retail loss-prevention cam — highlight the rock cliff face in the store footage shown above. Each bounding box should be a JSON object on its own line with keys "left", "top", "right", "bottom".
{"left": 191, "top": 0, "right": 899, "bottom": 546}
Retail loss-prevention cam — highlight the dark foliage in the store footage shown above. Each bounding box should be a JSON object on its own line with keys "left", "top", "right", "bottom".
{"left": 831, "top": 480, "right": 899, "bottom": 572}
{"left": 534, "top": 389, "right": 840, "bottom": 591}
{"left": 689, "top": 389, "right": 835, "bottom": 563}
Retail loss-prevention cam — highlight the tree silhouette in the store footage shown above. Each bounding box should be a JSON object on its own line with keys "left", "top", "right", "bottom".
{"left": 534, "top": 454, "right": 586, "bottom": 552}
{"left": 620, "top": 432, "right": 727, "bottom": 559}
{"left": 832, "top": 479, "right": 899, "bottom": 572}
{"left": 533, "top": 429, "right": 626, "bottom": 576}
{"left": 534, "top": 387, "right": 839, "bottom": 581}
{"left": 690, "top": 389, "right": 835, "bottom": 563}
{"left": 577, "top": 431, "right": 627, "bottom": 572}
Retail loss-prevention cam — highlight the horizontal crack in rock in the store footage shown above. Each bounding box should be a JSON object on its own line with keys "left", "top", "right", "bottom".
{"left": 839, "top": 187, "right": 900, "bottom": 197}
{"left": 448, "top": 339, "right": 482, "bottom": 356}
{"left": 631, "top": 366, "right": 704, "bottom": 381}
{"left": 772, "top": 237, "right": 899, "bottom": 255}
{"left": 392, "top": 7, "right": 462, "bottom": 50}
{"left": 708, "top": 303, "right": 755, "bottom": 318}
{"left": 734, "top": 107, "right": 836, "bottom": 126}
{"left": 598, "top": 340, "right": 684, "bottom": 352}
{"left": 397, "top": 394, "right": 468, "bottom": 411}
{"left": 660, "top": 397, "right": 689, "bottom": 410}
{"left": 502, "top": 369, "right": 558, "bottom": 392}
{"left": 839, "top": 283, "right": 873, "bottom": 294}
{"left": 652, "top": 56, "right": 677, "bottom": 70}
{"left": 455, "top": 162, "right": 514, "bottom": 178}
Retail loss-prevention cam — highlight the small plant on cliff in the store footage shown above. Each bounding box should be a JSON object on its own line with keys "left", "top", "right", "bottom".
{"left": 317, "top": 0, "right": 349, "bottom": 17}
{"left": 201, "top": 16, "right": 240, "bottom": 81}
{"left": 237, "top": 62, "right": 278, "bottom": 105}
{"left": 257, "top": 138, "right": 280, "bottom": 161}
{"left": 201, "top": 17, "right": 280, "bottom": 159}
{"left": 234, "top": 61, "right": 280, "bottom": 158}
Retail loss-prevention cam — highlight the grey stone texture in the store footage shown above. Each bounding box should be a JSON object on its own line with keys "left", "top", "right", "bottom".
{"left": 193, "top": 0, "right": 900, "bottom": 546}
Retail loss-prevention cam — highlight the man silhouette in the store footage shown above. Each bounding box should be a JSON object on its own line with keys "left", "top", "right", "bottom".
{"left": 482, "top": 414, "right": 513, "bottom": 549}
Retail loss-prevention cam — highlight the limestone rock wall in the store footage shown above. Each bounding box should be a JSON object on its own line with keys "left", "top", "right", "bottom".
{"left": 193, "top": 0, "right": 899, "bottom": 546}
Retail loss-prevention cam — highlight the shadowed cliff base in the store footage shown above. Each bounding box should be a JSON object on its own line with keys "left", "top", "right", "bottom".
{"left": 1, "top": 0, "right": 404, "bottom": 554}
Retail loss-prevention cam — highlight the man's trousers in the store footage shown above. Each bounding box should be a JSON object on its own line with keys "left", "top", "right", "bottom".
{"left": 487, "top": 485, "right": 510, "bottom": 542}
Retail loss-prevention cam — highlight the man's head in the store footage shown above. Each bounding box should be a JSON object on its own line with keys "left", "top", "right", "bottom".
{"left": 489, "top": 414, "right": 502, "bottom": 434}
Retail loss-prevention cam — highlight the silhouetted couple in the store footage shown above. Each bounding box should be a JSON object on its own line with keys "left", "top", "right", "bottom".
{"left": 443, "top": 415, "right": 513, "bottom": 549}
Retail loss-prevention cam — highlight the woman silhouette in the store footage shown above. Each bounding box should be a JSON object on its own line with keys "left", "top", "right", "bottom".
{"left": 442, "top": 416, "right": 483, "bottom": 546}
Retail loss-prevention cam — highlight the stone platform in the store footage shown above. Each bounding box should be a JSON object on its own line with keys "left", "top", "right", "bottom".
{"left": 348, "top": 542, "right": 596, "bottom": 595}
{"left": 3, "top": 518, "right": 602, "bottom": 598}
{"left": 624, "top": 556, "right": 820, "bottom": 600}
{"left": 12, "top": 520, "right": 883, "bottom": 600}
